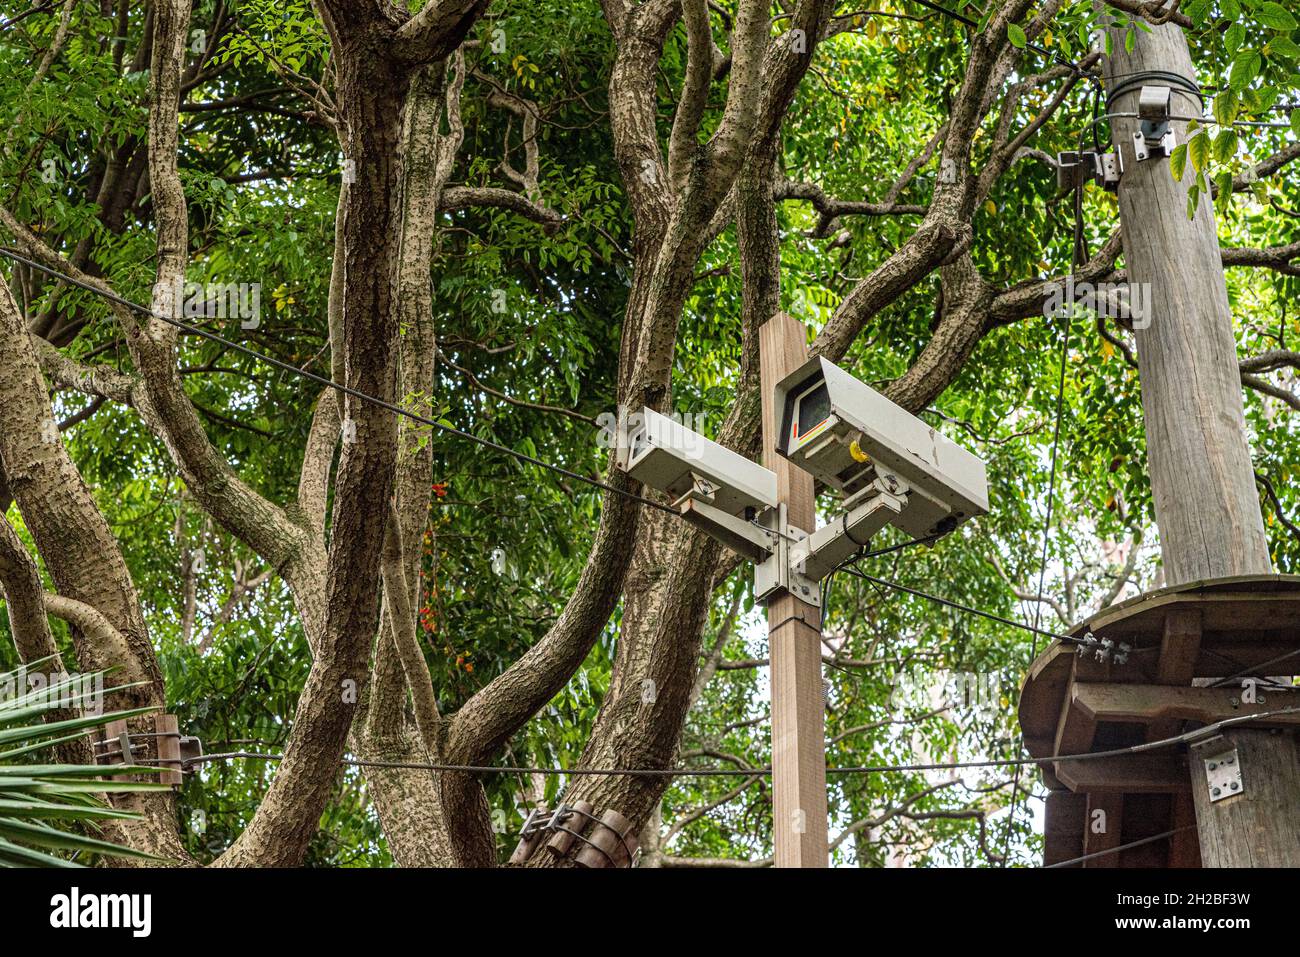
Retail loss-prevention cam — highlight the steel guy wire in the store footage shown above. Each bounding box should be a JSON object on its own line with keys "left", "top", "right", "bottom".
{"left": 1043, "top": 825, "right": 1195, "bottom": 868}
{"left": 6, "top": 247, "right": 1108, "bottom": 650}
{"left": 0, "top": 247, "right": 678, "bottom": 515}
{"left": 147, "top": 704, "right": 1300, "bottom": 777}
{"left": 835, "top": 569, "right": 1084, "bottom": 646}
{"left": 998, "top": 168, "right": 1075, "bottom": 867}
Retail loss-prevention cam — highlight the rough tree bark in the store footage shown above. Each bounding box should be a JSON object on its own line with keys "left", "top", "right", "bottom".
{"left": 531, "top": 0, "right": 1043, "bottom": 863}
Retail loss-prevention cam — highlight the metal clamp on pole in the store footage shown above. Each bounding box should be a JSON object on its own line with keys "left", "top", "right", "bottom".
{"left": 1132, "top": 85, "right": 1177, "bottom": 161}
{"left": 1057, "top": 149, "right": 1123, "bottom": 192}
{"left": 92, "top": 714, "right": 202, "bottom": 787}
{"left": 754, "top": 504, "right": 822, "bottom": 607}
{"left": 509, "top": 802, "right": 639, "bottom": 868}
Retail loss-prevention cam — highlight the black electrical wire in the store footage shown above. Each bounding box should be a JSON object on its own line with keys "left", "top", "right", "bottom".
{"left": 998, "top": 168, "right": 1078, "bottom": 866}
{"left": 157, "top": 704, "right": 1300, "bottom": 778}
{"left": 908, "top": 0, "right": 1101, "bottom": 80}
{"left": 1044, "top": 825, "right": 1195, "bottom": 869}
{"left": 1210, "top": 646, "right": 1300, "bottom": 688}
{"left": 820, "top": 532, "right": 939, "bottom": 621}
{"left": 1104, "top": 69, "right": 1205, "bottom": 114}
{"left": 836, "top": 569, "right": 1082, "bottom": 645}
{"left": 0, "top": 247, "right": 679, "bottom": 515}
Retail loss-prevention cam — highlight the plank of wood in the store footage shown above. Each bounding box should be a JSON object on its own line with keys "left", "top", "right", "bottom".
{"left": 1055, "top": 754, "right": 1188, "bottom": 793}
{"left": 1151, "top": 606, "right": 1202, "bottom": 741}
{"left": 1076, "top": 587, "right": 1300, "bottom": 640}
{"left": 1054, "top": 659, "right": 1097, "bottom": 759}
{"left": 1043, "top": 791, "right": 1087, "bottom": 867}
{"left": 1018, "top": 643, "right": 1074, "bottom": 744}
{"left": 1168, "top": 791, "right": 1201, "bottom": 867}
{"left": 760, "top": 312, "right": 827, "bottom": 869}
{"left": 1082, "top": 793, "right": 1124, "bottom": 868}
{"left": 1073, "top": 683, "right": 1300, "bottom": 727}
{"left": 1074, "top": 575, "right": 1300, "bottom": 637}
{"left": 1156, "top": 608, "right": 1202, "bottom": 685}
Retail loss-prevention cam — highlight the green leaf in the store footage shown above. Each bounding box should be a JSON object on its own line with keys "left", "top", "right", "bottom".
{"left": 1213, "top": 128, "right": 1239, "bottom": 163}
{"left": 1188, "top": 131, "right": 1211, "bottom": 172}
{"left": 0, "top": 835, "right": 82, "bottom": 868}
{"left": 0, "top": 696, "right": 170, "bottom": 866}
{"left": 1184, "top": 0, "right": 1213, "bottom": 25}
{"left": 1265, "top": 36, "right": 1300, "bottom": 59}
{"left": 1257, "top": 2, "right": 1298, "bottom": 30}
{"left": 1170, "top": 142, "right": 1189, "bottom": 181}
{"left": 1214, "top": 169, "right": 1235, "bottom": 215}
{"left": 1225, "top": 22, "right": 1246, "bottom": 56}
{"left": 1007, "top": 23, "right": 1026, "bottom": 48}
{"left": 0, "top": 796, "right": 137, "bottom": 820}
{"left": 1213, "top": 90, "right": 1240, "bottom": 127}
{"left": 0, "top": 816, "right": 161, "bottom": 859}
{"left": 1228, "top": 50, "right": 1262, "bottom": 91}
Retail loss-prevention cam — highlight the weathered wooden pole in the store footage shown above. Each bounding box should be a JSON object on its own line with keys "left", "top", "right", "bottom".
{"left": 1102, "top": 7, "right": 1300, "bottom": 865}
{"left": 760, "top": 312, "right": 829, "bottom": 867}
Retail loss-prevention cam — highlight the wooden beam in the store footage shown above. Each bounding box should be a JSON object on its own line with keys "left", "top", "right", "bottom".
{"left": 1054, "top": 659, "right": 1097, "bottom": 759}
{"left": 1055, "top": 753, "right": 1189, "bottom": 793}
{"left": 1168, "top": 791, "right": 1201, "bottom": 867}
{"left": 1150, "top": 607, "right": 1202, "bottom": 741}
{"left": 1073, "top": 683, "right": 1300, "bottom": 728}
{"left": 1156, "top": 608, "right": 1202, "bottom": 684}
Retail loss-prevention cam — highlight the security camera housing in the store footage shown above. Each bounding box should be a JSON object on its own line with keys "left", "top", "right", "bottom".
{"left": 623, "top": 407, "right": 778, "bottom": 517}
{"left": 773, "top": 357, "right": 988, "bottom": 538}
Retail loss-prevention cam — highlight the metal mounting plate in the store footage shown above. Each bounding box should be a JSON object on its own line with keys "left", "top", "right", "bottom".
{"left": 753, "top": 504, "right": 822, "bottom": 608}
{"left": 1203, "top": 747, "right": 1243, "bottom": 803}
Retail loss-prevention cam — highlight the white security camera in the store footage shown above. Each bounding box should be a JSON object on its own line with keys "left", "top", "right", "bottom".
{"left": 621, "top": 407, "right": 777, "bottom": 518}
{"left": 773, "top": 357, "right": 989, "bottom": 540}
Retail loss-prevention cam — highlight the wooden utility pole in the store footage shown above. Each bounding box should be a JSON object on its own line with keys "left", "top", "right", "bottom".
{"left": 760, "top": 312, "right": 829, "bottom": 867}
{"left": 1102, "top": 10, "right": 1300, "bottom": 865}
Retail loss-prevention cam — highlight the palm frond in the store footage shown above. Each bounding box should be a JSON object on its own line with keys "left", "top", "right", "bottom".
{"left": 0, "top": 664, "right": 169, "bottom": 866}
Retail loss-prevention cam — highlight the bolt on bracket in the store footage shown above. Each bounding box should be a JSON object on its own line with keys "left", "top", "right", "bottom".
{"left": 1201, "top": 739, "right": 1244, "bottom": 803}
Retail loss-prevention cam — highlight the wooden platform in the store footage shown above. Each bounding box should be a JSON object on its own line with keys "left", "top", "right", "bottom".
{"left": 1018, "top": 575, "right": 1300, "bottom": 867}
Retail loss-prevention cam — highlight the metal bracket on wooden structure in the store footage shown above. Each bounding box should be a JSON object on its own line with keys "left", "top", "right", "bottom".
{"left": 93, "top": 714, "right": 202, "bottom": 787}
{"left": 1132, "top": 85, "right": 1178, "bottom": 162}
{"left": 509, "top": 803, "right": 639, "bottom": 868}
{"left": 1056, "top": 149, "right": 1123, "bottom": 192}
{"left": 754, "top": 503, "right": 822, "bottom": 608}
{"left": 1020, "top": 575, "right": 1300, "bottom": 867}
{"left": 1073, "top": 632, "right": 1132, "bottom": 666}
{"left": 1198, "top": 737, "right": 1244, "bottom": 803}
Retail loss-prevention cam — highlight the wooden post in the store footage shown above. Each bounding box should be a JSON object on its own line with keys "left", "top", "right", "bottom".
{"left": 154, "top": 713, "right": 183, "bottom": 787}
{"left": 1082, "top": 793, "right": 1124, "bottom": 868}
{"left": 1101, "top": 17, "right": 1270, "bottom": 585}
{"left": 1189, "top": 733, "right": 1300, "bottom": 866}
{"left": 760, "top": 312, "right": 828, "bottom": 868}
{"left": 1102, "top": 12, "right": 1300, "bottom": 864}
